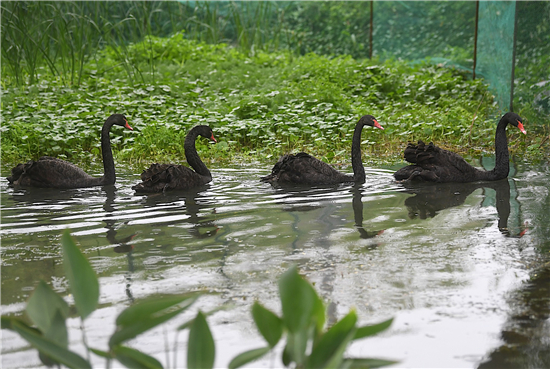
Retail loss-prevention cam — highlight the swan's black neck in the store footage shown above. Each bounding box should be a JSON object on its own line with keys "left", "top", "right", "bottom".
{"left": 101, "top": 120, "right": 116, "bottom": 185}
{"left": 351, "top": 122, "right": 366, "bottom": 183}
{"left": 478, "top": 116, "right": 510, "bottom": 181}
{"left": 185, "top": 128, "right": 211, "bottom": 178}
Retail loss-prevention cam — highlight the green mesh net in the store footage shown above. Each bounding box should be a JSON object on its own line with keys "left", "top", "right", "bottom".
{"left": 476, "top": 1, "right": 517, "bottom": 114}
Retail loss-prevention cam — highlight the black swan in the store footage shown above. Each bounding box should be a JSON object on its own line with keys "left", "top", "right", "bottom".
{"left": 393, "top": 112, "right": 526, "bottom": 183}
{"left": 132, "top": 125, "right": 216, "bottom": 193}
{"left": 261, "top": 115, "right": 384, "bottom": 185}
{"left": 7, "top": 114, "right": 132, "bottom": 188}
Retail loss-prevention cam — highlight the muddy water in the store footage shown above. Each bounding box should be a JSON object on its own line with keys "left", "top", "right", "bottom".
{"left": 1, "top": 159, "right": 549, "bottom": 368}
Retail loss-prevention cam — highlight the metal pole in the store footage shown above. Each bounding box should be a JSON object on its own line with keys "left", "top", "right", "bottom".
{"left": 369, "top": 1, "right": 373, "bottom": 59}
{"left": 473, "top": 1, "right": 479, "bottom": 79}
{"left": 510, "top": 1, "right": 518, "bottom": 112}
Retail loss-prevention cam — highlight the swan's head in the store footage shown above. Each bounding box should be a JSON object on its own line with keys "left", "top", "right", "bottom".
{"left": 108, "top": 114, "right": 133, "bottom": 131}
{"left": 504, "top": 112, "right": 526, "bottom": 135}
{"left": 359, "top": 115, "right": 384, "bottom": 130}
{"left": 195, "top": 125, "right": 217, "bottom": 143}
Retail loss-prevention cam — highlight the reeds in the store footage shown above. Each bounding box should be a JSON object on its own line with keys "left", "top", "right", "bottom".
{"left": 0, "top": 1, "right": 294, "bottom": 87}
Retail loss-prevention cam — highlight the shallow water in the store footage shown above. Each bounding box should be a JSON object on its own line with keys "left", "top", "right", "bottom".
{"left": 1, "top": 159, "right": 549, "bottom": 368}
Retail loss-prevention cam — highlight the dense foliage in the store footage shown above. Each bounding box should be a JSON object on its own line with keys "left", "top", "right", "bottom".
{"left": 5, "top": 33, "right": 530, "bottom": 168}
{"left": 1, "top": 1, "right": 548, "bottom": 170}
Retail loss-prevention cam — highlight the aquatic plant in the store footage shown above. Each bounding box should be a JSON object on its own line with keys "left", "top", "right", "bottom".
{"left": 229, "top": 265, "right": 396, "bottom": 369}
{"left": 1, "top": 230, "right": 396, "bottom": 369}
{"left": 1, "top": 230, "right": 210, "bottom": 369}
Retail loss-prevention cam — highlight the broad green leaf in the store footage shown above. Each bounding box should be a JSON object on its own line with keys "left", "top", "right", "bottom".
{"left": 61, "top": 229, "right": 99, "bottom": 320}
{"left": 312, "top": 289, "right": 326, "bottom": 336}
{"left": 110, "top": 294, "right": 197, "bottom": 347}
{"left": 252, "top": 302, "right": 283, "bottom": 347}
{"left": 278, "top": 266, "right": 320, "bottom": 333}
{"left": 341, "top": 358, "right": 399, "bottom": 369}
{"left": 308, "top": 310, "right": 358, "bottom": 369}
{"left": 187, "top": 311, "right": 215, "bottom": 369}
{"left": 117, "top": 294, "right": 198, "bottom": 325}
{"left": 90, "top": 347, "right": 113, "bottom": 359}
{"left": 285, "top": 328, "right": 310, "bottom": 367}
{"left": 282, "top": 342, "right": 292, "bottom": 367}
{"left": 353, "top": 318, "right": 393, "bottom": 341}
{"left": 44, "top": 309, "right": 68, "bottom": 348}
{"left": 228, "top": 346, "right": 270, "bottom": 369}
{"left": 26, "top": 280, "right": 69, "bottom": 335}
{"left": 112, "top": 345, "right": 163, "bottom": 369}
{"left": 10, "top": 319, "right": 91, "bottom": 369}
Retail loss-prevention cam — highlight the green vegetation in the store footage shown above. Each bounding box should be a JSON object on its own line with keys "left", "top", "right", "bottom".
{"left": 1, "top": 1, "right": 548, "bottom": 171}
{"left": 230, "top": 266, "right": 395, "bottom": 369}
{"left": 2, "top": 230, "right": 394, "bottom": 369}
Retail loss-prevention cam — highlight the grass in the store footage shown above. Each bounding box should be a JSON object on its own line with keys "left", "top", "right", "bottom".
{"left": 2, "top": 34, "right": 547, "bottom": 173}
{"left": 1, "top": 2, "right": 548, "bottom": 172}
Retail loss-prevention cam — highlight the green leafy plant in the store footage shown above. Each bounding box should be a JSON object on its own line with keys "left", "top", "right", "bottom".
{"left": 1, "top": 230, "right": 397, "bottom": 369}
{"left": 229, "top": 266, "right": 396, "bottom": 369}
{"left": 1, "top": 229, "right": 211, "bottom": 369}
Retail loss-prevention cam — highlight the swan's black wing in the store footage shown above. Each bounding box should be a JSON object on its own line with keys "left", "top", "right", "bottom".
{"left": 261, "top": 152, "right": 351, "bottom": 185}
{"left": 8, "top": 157, "right": 99, "bottom": 188}
{"left": 395, "top": 141, "right": 480, "bottom": 182}
{"left": 133, "top": 164, "right": 210, "bottom": 193}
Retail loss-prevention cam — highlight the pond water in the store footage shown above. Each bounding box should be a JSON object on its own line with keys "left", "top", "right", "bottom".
{"left": 1, "top": 158, "right": 549, "bottom": 368}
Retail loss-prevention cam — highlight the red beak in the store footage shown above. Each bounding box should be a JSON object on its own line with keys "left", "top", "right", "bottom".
{"left": 517, "top": 121, "right": 526, "bottom": 135}
{"left": 211, "top": 133, "right": 217, "bottom": 143}
{"left": 124, "top": 120, "right": 133, "bottom": 131}
{"left": 374, "top": 119, "right": 384, "bottom": 130}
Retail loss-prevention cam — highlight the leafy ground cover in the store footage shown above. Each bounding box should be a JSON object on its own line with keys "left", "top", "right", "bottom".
{"left": 1, "top": 34, "right": 547, "bottom": 171}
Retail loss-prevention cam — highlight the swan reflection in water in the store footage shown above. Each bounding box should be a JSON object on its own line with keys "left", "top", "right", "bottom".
{"left": 136, "top": 184, "right": 219, "bottom": 241}
{"left": 402, "top": 178, "right": 526, "bottom": 237}
{"left": 271, "top": 183, "right": 384, "bottom": 241}
{"left": 351, "top": 185, "right": 385, "bottom": 239}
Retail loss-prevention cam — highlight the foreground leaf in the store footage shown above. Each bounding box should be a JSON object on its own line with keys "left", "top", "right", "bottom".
{"left": 110, "top": 294, "right": 198, "bottom": 347}
{"left": 90, "top": 347, "right": 113, "bottom": 359}
{"left": 252, "top": 302, "right": 283, "bottom": 347}
{"left": 61, "top": 229, "right": 99, "bottom": 320}
{"left": 342, "top": 358, "right": 399, "bottom": 368}
{"left": 9, "top": 318, "right": 91, "bottom": 369}
{"left": 308, "top": 310, "right": 357, "bottom": 369}
{"left": 187, "top": 311, "right": 215, "bottom": 369}
{"left": 353, "top": 318, "right": 393, "bottom": 341}
{"left": 278, "top": 265, "right": 320, "bottom": 333}
{"left": 228, "top": 346, "right": 270, "bottom": 369}
{"left": 26, "top": 280, "right": 70, "bottom": 336}
{"left": 43, "top": 309, "right": 68, "bottom": 348}
{"left": 112, "top": 345, "right": 163, "bottom": 369}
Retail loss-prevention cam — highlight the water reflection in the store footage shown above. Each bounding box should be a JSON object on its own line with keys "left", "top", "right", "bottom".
{"left": 103, "top": 186, "right": 136, "bottom": 302}
{"left": 478, "top": 263, "right": 550, "bottom": 368}
{"left": 351, "top": 185, "right": 385, "bottom": 240}
{"left": 136, "top": 185, "right": 219, "bottom": 240}
{"left": 2, "top": 163, "right": 549, "bottom": 369}
{"left": 402, "top": 179, "right": 526, "bottom": 238}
